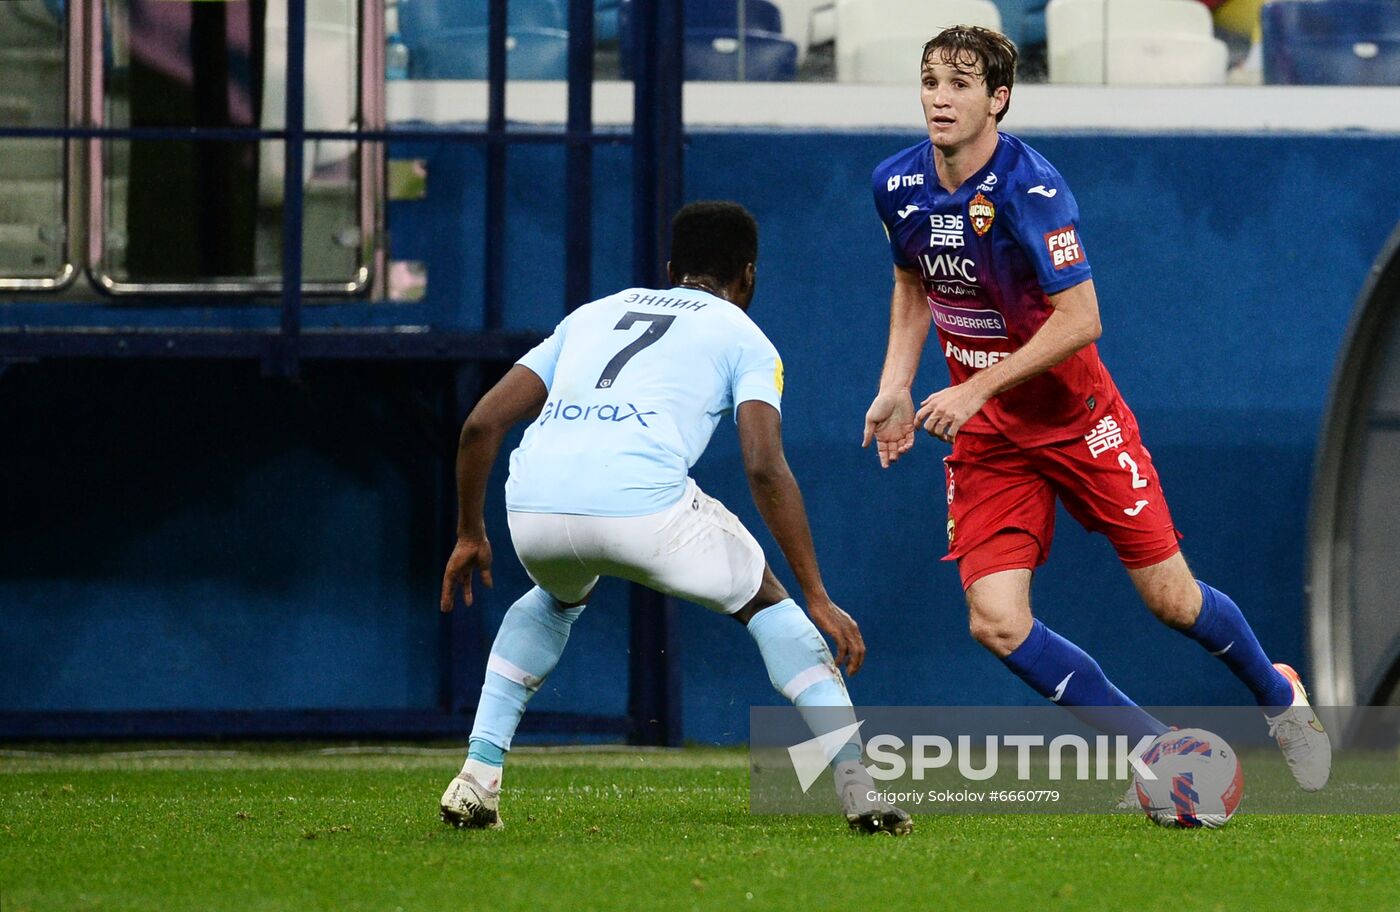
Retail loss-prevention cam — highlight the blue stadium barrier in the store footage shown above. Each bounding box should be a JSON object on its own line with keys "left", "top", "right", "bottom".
{"left": 410, "top": 25, "right": 570, "bottom": 79}
{"left": 7, "top": 132, "right": 1400, "bottom": 741}
{"left": 1263, "top": 0, "right": 1400, "bottom": 85}
{"left": 398, "top": 0, "right": 566, "bottom": 41}
{"left": 683, "top": 29, "right": 798, "bottom": 80}
{"left": 619, "top": 0, "right": 786, "bottom": 76}
{"left": 42, "top": 0, "right": 63, "bottom": 25}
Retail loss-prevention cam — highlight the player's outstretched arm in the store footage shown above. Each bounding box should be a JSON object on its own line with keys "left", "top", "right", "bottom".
{"left": 440, "top": 365, "right": 548, "bottom": 613}
{"left": 863, "top": 265, "right": 930, "bottom": 468}
{"left": 738, "top": 401, "right": 866, "bottom": 674}
{"left": 916, "top": 278, "right": 1103, "bottom": 443}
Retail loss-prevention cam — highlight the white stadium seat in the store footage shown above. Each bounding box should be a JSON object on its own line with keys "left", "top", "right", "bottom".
{"left": 1105, "top": 32, "right": 1228, "bottom": 84}
{"left": 1047, "top": 0, "right": 1225, "bottom": 84}
{"left": 769, "top": 0, "right": 835, "bottom": 64}
{"left": 835, "top": 0, "right": 1002, "bottom": 83}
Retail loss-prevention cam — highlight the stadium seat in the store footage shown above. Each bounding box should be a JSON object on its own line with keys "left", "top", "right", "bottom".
{"left": 993, "top": 0, "right": 1048, "bottom": 50}
{"left": 595, "top": 0, "right": 620, "bottom": 43}
{"left": 1104, "top": 31, "right": 1228, "bottom": 83}
{"left": 683, "top": 28, "right": 799, "bottom": 80}
{"left": 410, "top": 26, "right": 570, "bottom": 79}
{"left": 768, "top": 0, "right": 832, "bottom": 64}
{"left": 1262, "top": 0, "right": 1400, "bottom": 85}
{"left": 848, "top": 37, "right": 927, "bottom": 82}
{"left": 617, "top": 0, "right": 790, "bottom": 78}
{"left": 617, "top": 0, "right": 784, "bottom": 40}
{"left": 686, "top": 0, "right": 784, "bottom": 33}
{"left": 812, "top": 3, "right": 836, "bottom": 44}
{"left": 834, "top": 0, "right": 1002, "bottom": 83}
{"left": 398, "top": 0, "right": 566, "bottom": 43}
{"left": 1047, "top": 0, "right": 1220, "bottom": 83}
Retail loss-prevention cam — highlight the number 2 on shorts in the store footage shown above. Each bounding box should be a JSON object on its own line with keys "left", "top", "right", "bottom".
{"left": 1118, "top": 451, "right": 1148, "bottom": 489}
{"left": 596, "top": 312, "right": 677, "bottom": 389}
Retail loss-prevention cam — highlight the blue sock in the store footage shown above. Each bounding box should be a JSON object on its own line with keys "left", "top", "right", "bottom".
{"left": 1002, "top": 620, "right": 1168, "bottom": 741}
{"left": 1183, "top": 581, "right": 1292, "bottom": 711}
{"left": 746, "top": 599, "right": 861, "bottom": 766}
{"left": 469, "top": 586, "right": 585, "bottom": 755}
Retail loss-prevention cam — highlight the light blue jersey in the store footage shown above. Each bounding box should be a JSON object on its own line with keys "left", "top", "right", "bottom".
{"left": 505, "top": 286, "right": 783, "bottom": 517}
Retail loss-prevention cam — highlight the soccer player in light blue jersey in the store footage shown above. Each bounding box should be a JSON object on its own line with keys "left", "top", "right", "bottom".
{"left": 438, "top": 202, "right": 911, "bottom": 835}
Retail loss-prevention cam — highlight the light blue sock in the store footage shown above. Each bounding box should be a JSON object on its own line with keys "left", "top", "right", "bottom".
{"left": 469, "top": 586, "right": 585, "bottom": 755}
{"left": 746, "top": 599, "right": 861, "bottom": 766}
{"left": 467, "top": 739, "right": 505, "bottom": 766}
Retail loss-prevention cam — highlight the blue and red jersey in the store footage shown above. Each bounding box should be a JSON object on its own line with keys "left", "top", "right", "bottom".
{"left": 873, "top": 131, "right": 1121, "bottom": 447}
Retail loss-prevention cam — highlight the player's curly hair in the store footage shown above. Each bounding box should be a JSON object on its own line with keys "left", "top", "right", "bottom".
{"left": 669, "top": 201, "right": 758, "bottom": 285}
{"left": 922, "top": 26, "right": 1018, "bottom": 123}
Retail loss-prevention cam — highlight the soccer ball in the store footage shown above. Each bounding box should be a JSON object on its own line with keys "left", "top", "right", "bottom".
{"left": 1133, "top": 728, "right": 1244, "bottom": 829}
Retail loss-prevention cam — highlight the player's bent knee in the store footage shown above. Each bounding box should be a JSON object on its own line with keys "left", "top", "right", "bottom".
{"left": 1128, "top": 553, "right": 1202, "bottom": 629}
{"left": 1146, "top": 588, "right": 1201, "bottom": 629}
{"left": 967, "top": 612, "right": 1032, "bottom": 657}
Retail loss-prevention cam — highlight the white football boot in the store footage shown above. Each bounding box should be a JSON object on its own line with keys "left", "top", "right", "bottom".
{"left": 1266, "top": 663, "right": 1332, "bottom": 792}
{"left": 1115, "top": 780, "right": 1139, "bottom": 810}
{"left": 440, "top": 773, "right": 504, "bottom": 830}
{"left": 834, "top": 761, "right": 913, "bottom": 836}
{"left": 1115, "top": 734, "right": 1161, "bottom": 810}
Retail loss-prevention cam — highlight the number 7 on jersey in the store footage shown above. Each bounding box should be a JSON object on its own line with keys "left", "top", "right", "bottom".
{"left": 596, "top": 312, "right": 677, "bottom": 389}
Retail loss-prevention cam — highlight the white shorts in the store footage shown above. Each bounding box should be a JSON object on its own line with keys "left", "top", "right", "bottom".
{"left": 506, "top": 479, "right": 766, "bottom": 614}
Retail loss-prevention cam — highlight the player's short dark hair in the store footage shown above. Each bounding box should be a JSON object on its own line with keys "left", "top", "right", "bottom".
{"left": 669, "top": 201, "right": 758, "bottom": 285}
{"left": 922, "top": 26, "right": 1017, "bottom": 123}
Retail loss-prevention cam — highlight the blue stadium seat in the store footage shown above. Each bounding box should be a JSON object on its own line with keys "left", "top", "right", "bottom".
{"left": 993, "top": 0, "right": 1048, "bottom": 50}
{"left": 1262, "top": 0, "right": 1400, "bottom": 85}
{"left": 596, "top": 0, "right": 621, "bottom": 42}
{"left": 683, "top": 29, "right": 798, "bottom": 81}
{"left": 410, "top": 26, "right": 570, "bottom": 79}
{"left": 617, "top": 0, "right": 788, "bottom": 77}
{"left": 398, "top": 0, "right": 566, "bottom": 43}
{"left": 683, "top": 0, "right": 784, "bottom": 33}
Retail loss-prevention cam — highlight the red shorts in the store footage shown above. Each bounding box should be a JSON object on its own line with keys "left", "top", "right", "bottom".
{"left": 943, "top": 405, "right": 1182, "bottom": 589}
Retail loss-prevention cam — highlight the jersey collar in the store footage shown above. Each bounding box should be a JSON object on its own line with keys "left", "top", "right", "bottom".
{"left": 926, "top": 132, "right": 1005, "bottom": 199}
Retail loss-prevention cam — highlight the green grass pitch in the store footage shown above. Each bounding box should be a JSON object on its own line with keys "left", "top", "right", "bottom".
{"left": 2, "top": 745, "right": 1398, "bottom": 911}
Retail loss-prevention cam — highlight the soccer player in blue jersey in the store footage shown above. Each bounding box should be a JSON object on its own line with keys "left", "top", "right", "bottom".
{"left": 861, "top": 26, "right": 1330, "bottom": 794}
{"left": 438, "top": 201, "right": 911, "bottom": 835}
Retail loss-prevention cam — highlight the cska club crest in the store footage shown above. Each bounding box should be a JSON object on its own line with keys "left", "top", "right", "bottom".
{"left": 969, "top": 192, "right": 995, "bottom": 236}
